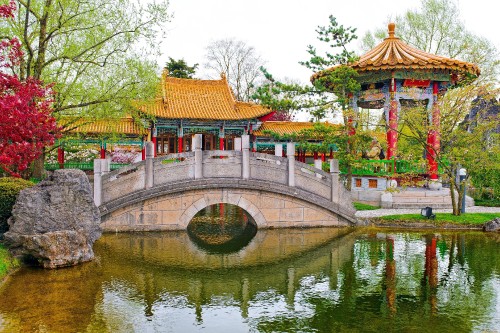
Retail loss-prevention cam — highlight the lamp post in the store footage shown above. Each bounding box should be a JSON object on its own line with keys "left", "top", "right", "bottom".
{"left": 459, "top": 168, "right": 467, "bottom": 213}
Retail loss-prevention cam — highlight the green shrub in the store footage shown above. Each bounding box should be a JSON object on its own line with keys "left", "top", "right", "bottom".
{"left": 0, "top": 243, "right": 19, "bottom": 280}
{"left": 0, "top": 177, "right": 34, "bottom": 233}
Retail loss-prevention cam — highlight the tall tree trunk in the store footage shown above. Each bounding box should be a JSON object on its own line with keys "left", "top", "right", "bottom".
{"left": 449, "top": 175, "right": 459, "bottom": 215}
{"left": 346, "top": 165, "right": 352, "bottom": 191}
{"left": 32, "top": 153, "right": 46, "bottom": 180}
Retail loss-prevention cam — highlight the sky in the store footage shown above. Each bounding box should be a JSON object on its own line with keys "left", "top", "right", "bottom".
{"left": 160, "top": 0, "right": 500, "bottom": 85}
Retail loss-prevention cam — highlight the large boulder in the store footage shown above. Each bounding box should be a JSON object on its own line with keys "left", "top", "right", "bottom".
{"left": 483, "top": 218, "right": 500, "bottom": 232}
{"left": 4, "top": 169, "right": 101, "bottom": 268}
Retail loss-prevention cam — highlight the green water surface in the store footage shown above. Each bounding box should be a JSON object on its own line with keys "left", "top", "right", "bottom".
{"left": 0, "top": 215, "right": 499, "bottom": 332}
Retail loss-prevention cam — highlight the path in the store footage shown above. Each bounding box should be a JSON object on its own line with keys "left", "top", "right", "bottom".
{"left": 355, "top": 206, "right": 500, "bottom": 218}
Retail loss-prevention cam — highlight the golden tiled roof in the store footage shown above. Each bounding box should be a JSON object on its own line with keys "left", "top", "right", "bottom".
{"left": 253, "top": 121, "right": 340, "bottom": 137}
{"left": 139, "top": 74, "right": 272, "bottom": 120}
{"left": 312, "top": 23, "right": 480, "bottom": 82}
{"left": 60, "top": 117, "right": 147, "bottom": 136}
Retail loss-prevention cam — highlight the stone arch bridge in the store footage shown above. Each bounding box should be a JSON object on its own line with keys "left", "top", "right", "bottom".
{"left": 94, "top": 136, "right": 356, "bottom": 231}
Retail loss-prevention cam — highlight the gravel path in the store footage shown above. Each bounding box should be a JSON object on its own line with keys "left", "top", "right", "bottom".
{"left": 355, "top": 206, "right": 500, "bottom": 218}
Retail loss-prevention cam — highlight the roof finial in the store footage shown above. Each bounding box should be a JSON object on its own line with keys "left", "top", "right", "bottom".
{"left": 220, "top": 72, "right": 227, "bottom": 80}
{"left": 388, "top": 23, "right": 396, "bottom": 38}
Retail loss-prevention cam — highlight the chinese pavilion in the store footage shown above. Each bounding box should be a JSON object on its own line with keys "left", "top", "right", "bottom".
{"left": 60, "top": 72, "right": 274, "bottom": 162}
{"left": 312, "top": 23, "right": 480, "bottom": 186}
{"left": 139, "top": 72, "right": 273, "bottom": 156}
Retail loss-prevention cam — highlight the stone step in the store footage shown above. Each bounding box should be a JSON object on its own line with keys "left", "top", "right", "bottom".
{"left": 392, "top": 202, "right": 453, "bottom": 209}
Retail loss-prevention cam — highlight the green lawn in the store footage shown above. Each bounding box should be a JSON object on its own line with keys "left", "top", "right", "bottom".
{"left": 0, "top": 243, "right": 19, "bottom": 281}
{"left": 380, "top": 213, "right": 499, "bottom": 225}
{"left": 353, "top": 202, "right": 380, "bottom": 211}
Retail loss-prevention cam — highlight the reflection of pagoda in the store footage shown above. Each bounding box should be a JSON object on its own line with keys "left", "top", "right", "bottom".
{"left": 313, "top": 23, "right": 480, "bottom": 187}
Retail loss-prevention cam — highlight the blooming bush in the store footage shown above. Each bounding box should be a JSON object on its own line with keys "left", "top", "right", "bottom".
{"left": 46, "top": 145, "right": 99, "bottom": 164}
{"left": 110, "top": 148, "right": 140, "bottom": 164}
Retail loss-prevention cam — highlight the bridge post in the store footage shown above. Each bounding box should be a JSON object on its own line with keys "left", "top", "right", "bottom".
{"left": 274, "top": 143, "right": 282, "bottom": 157}
{"left": 145, "top": 141, "right": 154, "bottom": 189}
{"left": 193, "top": 134, "right": 203, "bottom": 179}
{"left": 314, "top": 158, "right": 323, "bottom": 178}
{"left": 287, "top": 142, "right": 295, "bottom": 187}
{"left": 93, "top": 159, "right": 103, "bottom": 206}
{"left": 101, "top": 158, "right": 110, "bottom": 175}
{"left": 330, "top": 159, "right": 340, "bottom": 204}
{"left": 242, "top": 135, "right": 250, "bottom": 179}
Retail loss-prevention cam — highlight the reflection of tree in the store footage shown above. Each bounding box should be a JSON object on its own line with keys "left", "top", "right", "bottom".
{"left": 385, "top": 237, "right": 396, "bottom": 314}
{"left": 255, "top": 231, "right": 499, "bottom": 332}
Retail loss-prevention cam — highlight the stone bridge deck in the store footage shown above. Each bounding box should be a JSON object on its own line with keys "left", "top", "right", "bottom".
{"left": 94, "top": 136, "right": 356, "bottom": 231}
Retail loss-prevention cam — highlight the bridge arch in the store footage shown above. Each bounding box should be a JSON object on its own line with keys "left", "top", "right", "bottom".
{"left": 178, "top": 193, "right": 266, "bottom": 229}
{"left": 100, "top": 185, "right": 352, "bottom": 232}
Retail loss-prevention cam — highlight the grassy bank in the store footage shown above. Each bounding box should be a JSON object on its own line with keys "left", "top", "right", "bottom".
{"left": 0, "top": 243, "right": 19, "bottom": 281}
{"left": 353, "top": 202, "right": 380, "bottom": 211}
{"left": 377, "top": 213, "right": 498, "bottom": 226}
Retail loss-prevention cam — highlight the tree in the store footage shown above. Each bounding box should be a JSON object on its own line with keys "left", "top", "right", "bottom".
{"left": 164, "top": 57, "right": 198, "bottom": 79}
{"left": 0, "top": 0, "right": 170, "bottom": 176}
{"left": 0, "top": 1, "right": 59, "bottom": 178}
{"left": 398, "top": 85, "right": 500, "bottom": 215}
{"left": 361, "top": 0, "right": 499, "bottom": 84}
{"left": 204, "top": 38, "right": 264, "bottom": 101}
{"left": 253, "top": 16, "right": 363, "bottom": 189}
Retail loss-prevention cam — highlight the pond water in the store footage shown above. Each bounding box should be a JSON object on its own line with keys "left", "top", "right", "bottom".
{"left": 0, "top": 207, "right": 499, "bottom": 332}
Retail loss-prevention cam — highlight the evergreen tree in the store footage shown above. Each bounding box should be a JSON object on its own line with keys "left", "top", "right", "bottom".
{"left": 165, "top": 57, "right": 198, "bottom": 79}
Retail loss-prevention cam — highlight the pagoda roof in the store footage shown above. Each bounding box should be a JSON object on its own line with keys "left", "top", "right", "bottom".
{"left": 60, "top": 116, "right": 147, "bottom": 136}
{"left": 312, "top": 23, "right": 480, "bottom": 83}
{"left": 253, "top": 121, "right": 340, "bottom": 137}
{"left": 138, "top": 74, "right": 272, "bottom": 121}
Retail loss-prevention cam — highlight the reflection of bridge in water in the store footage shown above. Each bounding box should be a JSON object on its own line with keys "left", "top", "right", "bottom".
{"left": 96, "top": 228, "right": 358, "bottom": 320}
{"left": 94, "top": 135, "right": 357, "bottom": 231}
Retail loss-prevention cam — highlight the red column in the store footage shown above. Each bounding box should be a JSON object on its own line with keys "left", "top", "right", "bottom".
{"left": 329, "top": 148, "right": 333, "bottom": 159}
{"left": 152, "top": 127, "right": 157, "bottom": 157}
{"left": 178, "top": 136, "right": 183, "bottom": 153}
{"left": 321, "top": 153, "right": 326, "bottom": 162}
{"left": 427, "top": 82, "right": 440, "bottom": 180}
{"left": 387, "top": 78, "right": 398, "bottom": 160}
{"left": 57, "top": 146, "right": 65, "bottom": 169}
{"left": 100, "top": 142, "right": 106, "bottom": 159}
{"left": 347, "top": 116, "right": 356, "bottom": 136}
{"left": 141, "top": 139, "right": 145, "bottom": 160}
{"left": 347, "top": 94, "right": 356, "bottom": 137}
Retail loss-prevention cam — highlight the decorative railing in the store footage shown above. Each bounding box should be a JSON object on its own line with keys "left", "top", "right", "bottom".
{"left": 341, "top": 159, "right": 430, "bottom": 176}
{"left": 44, "top": 162, "right": 129, "bottom": 171}
{"left": 45, "top": 156, "right": 440, "bottom": 178}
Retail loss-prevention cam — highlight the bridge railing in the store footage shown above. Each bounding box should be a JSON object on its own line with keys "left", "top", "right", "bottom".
{"left": 203, "top": 150, "right": 243, "bottom": 179}
{"left": 100, "top": 160, "right": 147, "bottom": 204}
{"left": 95, "top": 137, "right": 346, "bottom": 210}
{"left": 154, "top": 152, "right": 196, "bottom": 184}
{"left": 250, "top": 152, "right": 288, "bottom": 185}
{"left": 295, "top": 161, "right": 332, "bottom": 199}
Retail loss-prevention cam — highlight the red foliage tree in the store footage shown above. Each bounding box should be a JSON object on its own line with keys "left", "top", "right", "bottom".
{"left": 0, "top": 1, "right": 60, "bottom": 177}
